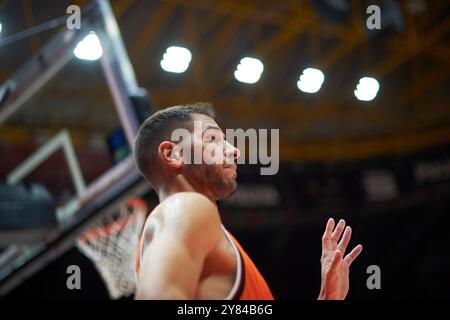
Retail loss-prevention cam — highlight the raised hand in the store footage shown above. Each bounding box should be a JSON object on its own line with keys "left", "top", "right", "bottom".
{"left": 318, "top": 218, "right": 363, "bottom": 300}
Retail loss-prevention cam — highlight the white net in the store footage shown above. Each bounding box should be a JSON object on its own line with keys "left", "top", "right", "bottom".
{"left": 76, "top": 197, "right": 147, "bottom": 299}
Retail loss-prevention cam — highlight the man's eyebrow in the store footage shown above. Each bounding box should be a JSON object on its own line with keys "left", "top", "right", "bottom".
{"left": 203, "top": 125, "right": 225, "bottom": 135}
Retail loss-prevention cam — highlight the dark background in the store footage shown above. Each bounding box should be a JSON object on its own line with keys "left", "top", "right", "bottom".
{"left": 1, "top": 0, "right": 450, "bottom": 299}
{"left": 5, "top": 142, "right": 450, "bottom": 300}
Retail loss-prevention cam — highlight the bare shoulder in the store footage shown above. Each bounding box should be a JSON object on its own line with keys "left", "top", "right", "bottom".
{"left": 160, "top": 192, "right": 221, "bottom": 227}
{"left": 153, "top": 192, "right": 221, "bottom": 239}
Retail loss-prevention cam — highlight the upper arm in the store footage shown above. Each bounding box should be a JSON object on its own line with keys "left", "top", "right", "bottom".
{"left": 135, "top": 192, "right": 222, "bottom": 300}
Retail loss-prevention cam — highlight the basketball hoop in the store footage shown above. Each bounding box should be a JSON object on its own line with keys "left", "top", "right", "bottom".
{"left": 76, "top": 197, "right": 147, "bottom": 299}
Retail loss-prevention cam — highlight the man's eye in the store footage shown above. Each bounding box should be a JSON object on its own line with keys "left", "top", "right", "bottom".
{"left": 207, "top": 136, "right": 216, "bottom": 141}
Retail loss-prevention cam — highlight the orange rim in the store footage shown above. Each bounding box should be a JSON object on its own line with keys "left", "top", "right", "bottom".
{"left": 79, "top": 197, "right": 147, "bottom": 242}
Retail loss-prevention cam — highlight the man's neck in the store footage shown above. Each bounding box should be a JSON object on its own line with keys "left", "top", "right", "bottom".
{"left": 157, "top": 176, "right": 217, "bottom": 206}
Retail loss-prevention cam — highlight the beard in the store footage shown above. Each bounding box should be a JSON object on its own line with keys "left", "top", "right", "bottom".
{"left": 184, "top": 163, "right": 237, "bottom": 200}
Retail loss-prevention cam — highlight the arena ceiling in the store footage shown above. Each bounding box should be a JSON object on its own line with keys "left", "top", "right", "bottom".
{"left": 0, "top": 0, "right": 449, "bottom": 161}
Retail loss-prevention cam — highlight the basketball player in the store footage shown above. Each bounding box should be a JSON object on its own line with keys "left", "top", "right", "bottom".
{"left": 133, "top": 103, "right": 363, "bottom": 300}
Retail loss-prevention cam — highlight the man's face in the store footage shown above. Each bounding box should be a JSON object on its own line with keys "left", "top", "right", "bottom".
{"left": 182, "top": 113, "right": 240, "bottom": 200}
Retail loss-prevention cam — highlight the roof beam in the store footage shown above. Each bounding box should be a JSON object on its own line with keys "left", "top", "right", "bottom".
{"left": 205, "top": 2, "right": 316, "bottom": 96}
{"left": 129, "top": 1, "right": 176, "bottom": 79}
{"left": 20, "top": 0, "right": 39, "bottom": 54}
{"left": 200, "top": 2, "right": 258, "bottom": 79}
{"left": 165, "top": 0, "right": 286, "bottom": 26}
{"left": 112, "top": 0, "right": 135, "bottom": 18}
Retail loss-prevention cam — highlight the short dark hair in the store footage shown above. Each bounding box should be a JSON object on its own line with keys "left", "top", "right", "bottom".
{"left": 134, "top": 102, "right": 215, "bottom": 182}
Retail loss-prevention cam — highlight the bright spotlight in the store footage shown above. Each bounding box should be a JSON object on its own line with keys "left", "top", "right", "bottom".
{"left": 160, "top": 46, "right": 192, "bottom": 73}
{"left": 234, "top": 57, "right": 264, "bottom": 84}
{"left": 74, "top": 32, "right": 103, "bottom": 61}
{"left": 354, "top": 77, "right": 380, "bottom": 101}
{"left": 297, "top": 67, "right": 325, "bottom": 93}
{"left": 0, "top": 23, "right": 3, "bottom": 34}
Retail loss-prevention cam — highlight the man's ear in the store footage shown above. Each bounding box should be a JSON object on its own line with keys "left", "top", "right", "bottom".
{"left": 158, "top": 141, "right": 183, "bottom": 169}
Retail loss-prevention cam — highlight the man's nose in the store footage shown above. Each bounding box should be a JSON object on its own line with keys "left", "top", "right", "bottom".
{"left": 224, "top": 141, "right": 240, "bottom": 161}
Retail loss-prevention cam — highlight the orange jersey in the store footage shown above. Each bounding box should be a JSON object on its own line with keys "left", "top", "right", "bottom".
{"left": 223, "top": 229, "right": 274, "bottom": 300}
{"left": 135, "top": 213, "right": 274, "bottom": 300}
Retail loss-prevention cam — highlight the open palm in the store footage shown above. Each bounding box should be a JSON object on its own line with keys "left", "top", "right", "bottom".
{"left": 319, "top": 218, "right": 363, "bottom": 300}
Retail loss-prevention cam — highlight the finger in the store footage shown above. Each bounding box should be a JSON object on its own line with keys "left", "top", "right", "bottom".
{"left": 337, "top": 226, "right": 352, "bottom": 254}
{"left": 331, "top": 219, "right": 346, "bottom": 242}
{"left": 322, "top": 218, "right": 335, "bottom": 244}
{"left": 344, "top": 245, "right": 363, "bottom": 266}
{"left": 329, "top": 250, "right": 343, "bottom": 274}
{"left": 322, "top": 218, "right": 335, "bottom": 239}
